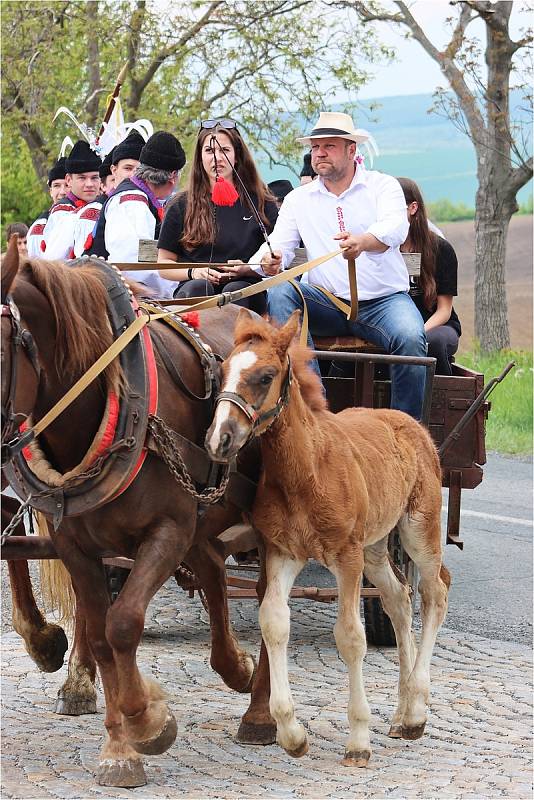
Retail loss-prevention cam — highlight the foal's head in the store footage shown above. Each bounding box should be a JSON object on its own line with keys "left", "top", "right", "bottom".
{"left": 206, "top": 309, "right": 325, "bottom": 462}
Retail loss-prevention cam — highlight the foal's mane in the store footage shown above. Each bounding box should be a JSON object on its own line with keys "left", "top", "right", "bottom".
{"left": 234, "top": 316, "right": 328, "bottom": 413}
{"left": 18, "top": 259, "right": 122, "bottom": 391}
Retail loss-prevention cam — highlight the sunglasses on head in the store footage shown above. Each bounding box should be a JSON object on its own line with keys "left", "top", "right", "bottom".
{"left": 200, "top": 118, "right": 237, "bottom": 130}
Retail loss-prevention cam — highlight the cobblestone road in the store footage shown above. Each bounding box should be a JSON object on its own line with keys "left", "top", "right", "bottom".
{"left": 2, "top": 578, "right": 532, "bottom": 800}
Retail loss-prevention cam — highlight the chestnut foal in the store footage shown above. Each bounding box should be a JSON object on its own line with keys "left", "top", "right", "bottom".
{"left": 206, "top": 309, "right": 450, "bottom": 767}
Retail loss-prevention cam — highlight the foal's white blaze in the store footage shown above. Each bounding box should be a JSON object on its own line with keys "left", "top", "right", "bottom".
{"left": 209, "top": 350, "right": 258, "bottom": 451}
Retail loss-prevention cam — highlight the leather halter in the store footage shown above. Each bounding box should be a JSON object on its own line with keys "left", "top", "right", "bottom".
{"left": 1, "top": 297, "right": 41, "bottom": 464}
{"left": 215, "top": 356, "right": 292, "bottom": 439}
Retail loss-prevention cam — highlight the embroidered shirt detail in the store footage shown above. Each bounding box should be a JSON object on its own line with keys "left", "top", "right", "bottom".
{"left": 119, "top": 193, "right": 149, "bottom": 205}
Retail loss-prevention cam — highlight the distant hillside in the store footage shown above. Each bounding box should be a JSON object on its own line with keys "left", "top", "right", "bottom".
{"left": 261, "top": 92, "right": 533, "bottom": 207}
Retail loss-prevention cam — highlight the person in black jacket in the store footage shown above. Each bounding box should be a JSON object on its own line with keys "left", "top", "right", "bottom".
{"left": 157, "top": 119, "right": 278, "bottom": 314}
{"left": 398, "top": 177, "right": 462, "bottom": 375}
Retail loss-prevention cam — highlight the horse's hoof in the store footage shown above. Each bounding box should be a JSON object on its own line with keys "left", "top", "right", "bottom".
{"left": 387, "top": 724, "right": 402, "bottom": 738}
{"left": 402, "top": 722, "right": 426, "bottom": 740}
{"left": 55, "top": 692, "right": 97, "bottom": 716}
{"left": 97, "top": 757, "right": 146, "bottom": 787}
{"left": 28, "top": 625, "right": 69, "bottom": 673}
{"left": 284, "top": 737, "right": 309, "bottom": 758}
{"left": 131, "top": 710, "right": 178, "bottom": 755}
{"left": 341, "top": 749, "right": 371, "bottom": 768}
{"left": 236, "top": 719, "right": 277, "bottom": 745}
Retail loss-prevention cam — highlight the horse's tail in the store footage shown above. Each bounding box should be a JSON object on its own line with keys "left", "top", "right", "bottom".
{"left": 36, "top": 512, "right": 76, "bottom": 629}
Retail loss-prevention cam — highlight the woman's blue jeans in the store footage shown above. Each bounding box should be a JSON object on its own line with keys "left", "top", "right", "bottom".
{"left": 267, "top": 282, "right": 427, "bottom": 420}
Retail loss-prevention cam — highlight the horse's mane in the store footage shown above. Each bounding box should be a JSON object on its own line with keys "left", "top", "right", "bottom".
{"left": 17, "top": 259, "right": 122, "bottom": 392}
{"left": 234, "top": 315, "right": 328, "bottom": 413}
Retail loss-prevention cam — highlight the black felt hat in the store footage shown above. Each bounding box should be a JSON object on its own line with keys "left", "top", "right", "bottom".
{"left": 65, "top": 140, "right": 102, "bottom": 174}
{"left": 111, "top": 130, "right": 145, "bottom": 165}
{"left": 268, "top": 179, "right": 294, "bottom": 202}
{"left": 47, "top": 157, "right": 67, "bottom": 186}
{"left": 299, "top": 152, "right": 316, "bottom": 179}
{"left": 140, "top": 131, "right": 186, "bottom": 172}
{"left": 99, "top": 151, "right": 113, "bottom": 179}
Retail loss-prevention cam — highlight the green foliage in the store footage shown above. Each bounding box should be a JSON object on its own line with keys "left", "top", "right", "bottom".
{"left": 457, "top": 349, "right": 533, "bottom": 455}
{"left": 0, "top": 142, "right": 49, "bottom": 244}
{"left": 518, "top": 194, "right": 533, "bottom": 215}
{"left": 1, "top": 0, "right": 391, "bottom": 226}
{"left": 427, "top": 198, "right": 475, "bottom": 222}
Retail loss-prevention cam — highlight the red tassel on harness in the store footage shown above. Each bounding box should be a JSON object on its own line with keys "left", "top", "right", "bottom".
{"left": 211, "top": 176, "right": 239, "bottom": 207}
{"left": 180, "top": 311, "right": 200, "bottom": 329}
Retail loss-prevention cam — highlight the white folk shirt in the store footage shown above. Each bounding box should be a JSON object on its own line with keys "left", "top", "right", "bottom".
{"left": 104, "top": 189, "right": 178, "bottom": 298}
{"left": 251, "top": 166, "right": 410, "bottom": 301}
{"left": 27, "top": 213, "right": 49, "bottom": 258}
{"left": 42, "top": 201, "right": 80, "bottom": 260}
{"left": 73, "top": 200, "right": 103, "bottom": 257}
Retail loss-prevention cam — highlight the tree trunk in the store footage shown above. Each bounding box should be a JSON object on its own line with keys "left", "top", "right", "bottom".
{"left": 473, "top": 188, "right": 512, "bottom": 352}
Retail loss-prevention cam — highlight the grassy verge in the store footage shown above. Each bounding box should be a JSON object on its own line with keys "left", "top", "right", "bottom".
{"left": 455, "top": 349, "right": 533, "bottom": 455}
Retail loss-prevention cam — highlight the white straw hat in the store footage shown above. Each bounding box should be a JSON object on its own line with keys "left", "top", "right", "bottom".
{"left": 296, "top": 111, "right": 371, "bottom": 145}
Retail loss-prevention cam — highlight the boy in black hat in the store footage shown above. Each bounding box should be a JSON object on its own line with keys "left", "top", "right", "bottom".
{"left": 27, "top": 157, "right": 68, "bottom": 257}
{"left": 91, "top": 131, "right": 185, "bottom": 298}
{"left": 110, "top": 129, "right": 145, "bottom": 186}
{"left": 42, "top": 140, "right": 102, "bottom": 259}
{"left": 268, "top": 179, "right": 294, "bottom": 209}
{"left": 99, "top": 151, "right": 115, "bottom": 196}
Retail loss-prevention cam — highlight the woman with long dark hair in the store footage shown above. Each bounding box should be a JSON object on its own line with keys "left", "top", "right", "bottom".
{"left": 157, "top": 119, "right": 278, "bottom": 313}
{"left": 398, "top": 177, "right": 461, "bottom": 375}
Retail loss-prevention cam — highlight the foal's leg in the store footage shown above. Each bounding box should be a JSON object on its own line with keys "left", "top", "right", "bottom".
{"left": 2, "top": 495, "right": 68, "bottom": 673}
{"left": 397, "top": 511, "right": 450, "bottom": 739}
{"left": 258, "top": 547, "right": 307, "bottom": 757}
{"left": 106, "top": 518, "right": 195, "bottom": 756}
{"left": 237, "top": 537, "right": 277, "bottom": 745}
{"left": 363, "top": 538, "right": 416, "bottom": 738}
{"left": 331, "top": 552, "right": 372, "bottom": 767}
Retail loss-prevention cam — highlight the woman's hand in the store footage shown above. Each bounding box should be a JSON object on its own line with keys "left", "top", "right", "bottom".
{"left": 190, "top": 266, "right": 225, "bottom": 285}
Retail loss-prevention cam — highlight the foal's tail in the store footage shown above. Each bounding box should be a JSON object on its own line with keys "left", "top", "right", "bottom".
{"left": 36, "top": 512, "right": 76, "bottom": 628}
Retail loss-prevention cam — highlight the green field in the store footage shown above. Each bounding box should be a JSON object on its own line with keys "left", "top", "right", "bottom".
{"left": 456, "top": 350, "right": 533, "bottom": 455}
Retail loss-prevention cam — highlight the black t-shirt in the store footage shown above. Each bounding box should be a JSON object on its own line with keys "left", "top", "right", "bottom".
{"left": 158, "top": 193, "right": 278, "bottom": 263}
{"left": 409, "top": 237, "right": 461, "bottom": 336}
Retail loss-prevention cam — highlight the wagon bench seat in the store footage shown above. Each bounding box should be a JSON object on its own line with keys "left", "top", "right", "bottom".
{"left": 314, "top": 336, "right": 385, "bottom": 353}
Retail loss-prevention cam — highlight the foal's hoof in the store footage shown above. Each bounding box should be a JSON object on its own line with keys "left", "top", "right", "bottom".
{"left": 97, "top": 757, "right": 146, "bottom": 788}
{"left": 284, "top": 737, "right": 309, "bottom": 758}
{"left": 341, "top": 749, "right": 371, "bottom": 768}
{"left": 55, "top": 691, "right": 97, "bottom": 716}
{"left": 236, "top": 719, "right": 277, "bottom": 745}
{"left": 131, "top": 710, "right": 178, "bottom": 755}
{"left": 28, "top": 624, "right": 69, "bottom": 673}
{"left": 387, "top": 724, "right": 402, "bottom": 738}
{"left": 402, "top": 721, "right": 426, "bottom": 740}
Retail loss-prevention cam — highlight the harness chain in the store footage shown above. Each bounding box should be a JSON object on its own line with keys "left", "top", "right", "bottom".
{"left": 147, "top": 414, "right": 229, "bottom": 504}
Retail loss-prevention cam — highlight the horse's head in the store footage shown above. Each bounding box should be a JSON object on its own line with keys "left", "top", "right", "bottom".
{"left": 205, "top": 309, "right": 300, "bottom": 462}
{"left": 1, "top": 237, "right": 41, "bottom": 461}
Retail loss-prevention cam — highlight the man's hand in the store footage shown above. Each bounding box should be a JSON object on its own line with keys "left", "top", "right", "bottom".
{"left": 259, "top": 250, "right": 283, "bottom": 276}
{"left": 334, "top": 231, "right": 388, "bottom": 259}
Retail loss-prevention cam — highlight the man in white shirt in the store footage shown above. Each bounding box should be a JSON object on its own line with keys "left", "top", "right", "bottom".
{"left": 103, "top": 130, "right": 186, "bottom": 298}
{"left": 253, "top": 111, "right": 427, "bottom": 420}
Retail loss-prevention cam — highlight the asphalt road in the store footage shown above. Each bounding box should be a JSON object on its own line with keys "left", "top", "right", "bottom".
{"left": 2, "top": 453, "right": 532, "bottom": 644}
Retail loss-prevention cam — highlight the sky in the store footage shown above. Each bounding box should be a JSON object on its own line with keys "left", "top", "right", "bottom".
{"left": 353, "top": 0, "right": 532, "bottom": 100}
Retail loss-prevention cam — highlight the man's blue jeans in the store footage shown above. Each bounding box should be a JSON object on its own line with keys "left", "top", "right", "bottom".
{"left": 267, "top": 282, "right": 427, "bottom": 420}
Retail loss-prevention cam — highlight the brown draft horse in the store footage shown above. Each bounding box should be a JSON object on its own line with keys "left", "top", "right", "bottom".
{"left": 1, "top": 243, "right": 273, "bottom": 787}
{"left": 206, "top": 309, "right": 451, "bottom": 767}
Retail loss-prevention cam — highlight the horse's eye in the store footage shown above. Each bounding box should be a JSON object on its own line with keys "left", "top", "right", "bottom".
{"left": 260, "top": 374, "right": 273, "bottom": 386}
